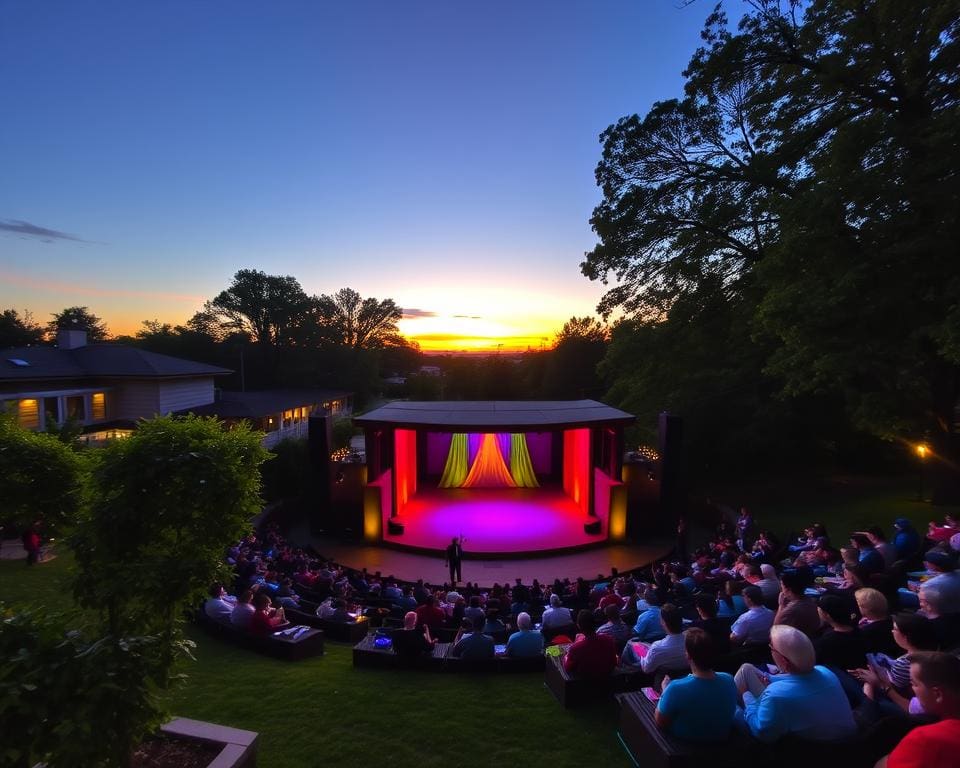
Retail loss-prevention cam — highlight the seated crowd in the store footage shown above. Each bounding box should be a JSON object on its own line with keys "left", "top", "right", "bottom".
{"left": 201, "top": 511, "right": 960, "bottom": 765}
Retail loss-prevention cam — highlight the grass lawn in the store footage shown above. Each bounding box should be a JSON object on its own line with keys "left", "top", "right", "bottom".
{"left": 0, "top": 554, "right": 629, "bottom": 768}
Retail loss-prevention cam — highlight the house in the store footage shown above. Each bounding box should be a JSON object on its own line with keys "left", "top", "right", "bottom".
{"left": 1, "top": 329, "right": 231, "bottom": 443}
{"left": 1, "top": 329, "right": 352, "bottom": 447}
{"left": 181, "top": 388, "right": 352, "bottom": 448}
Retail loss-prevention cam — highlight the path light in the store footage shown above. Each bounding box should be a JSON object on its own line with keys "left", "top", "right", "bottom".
{"left": 915, "top": 443, "right": 930, "bottom": 459}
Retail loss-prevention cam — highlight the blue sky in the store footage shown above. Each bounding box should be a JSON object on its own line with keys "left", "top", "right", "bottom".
{"left": 0, "top": 0, "right": 744, "bottom": 350}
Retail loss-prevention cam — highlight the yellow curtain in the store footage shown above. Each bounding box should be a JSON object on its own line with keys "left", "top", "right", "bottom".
{"left": 439, "top": 433, "right": 469, "bottom": 488}
{"left": 462, "top": 433, "right": 517, "bottom": 488}
{"left": 510, "top": 433, "right": 539, "bottom": 488}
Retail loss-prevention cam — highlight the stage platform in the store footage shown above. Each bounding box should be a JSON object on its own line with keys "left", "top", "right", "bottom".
{"left": 295, "top": 532, "right": 672, "bottom": 588}
{"left": 383, "top": 485, "right": 602, "bottom": 556}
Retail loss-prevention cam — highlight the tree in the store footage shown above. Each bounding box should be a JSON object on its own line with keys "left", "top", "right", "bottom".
{"left": 47, "top": 306, "right": 109, "bottom": 341}
{"left": 201, "top": 269, "right": 311, "bottom": 345}
{"left": 583, "top": 1, "right": 960, "bottom": 481}
{"left": 0, "top": 414, "right": 86, "bottom": 536}
{"left": 68, "top": 414, "right": 267, "bottom": 765}
{"left": 311, "top": 287, "right": 404, "bottom": 349}
{"left": 541, "top": 316, "right": 610, "bottom": 399}
{"left": 0, "top": 308, "right": 43, "bottom": 348}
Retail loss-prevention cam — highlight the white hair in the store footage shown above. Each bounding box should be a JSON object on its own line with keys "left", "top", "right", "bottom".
{"left": 770, "top": 624, "right": 816, "bottom": 673}
{"left": 517, "top": 612, "right": 532, "bottom": 630}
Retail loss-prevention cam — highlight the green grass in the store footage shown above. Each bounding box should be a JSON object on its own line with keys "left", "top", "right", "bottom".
{"left": 1, "top": 554, "right": 629, "bottom": 768}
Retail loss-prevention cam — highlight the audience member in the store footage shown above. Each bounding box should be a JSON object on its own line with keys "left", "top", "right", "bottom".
{"left": 204, "top": 583, "right": 236, "bottom": 623}
{"left": 392, "top": 610, "right": 436, "bottom": 659}
{"left": 506, "top": 612, "right": 544, "bottom": 658}
{"left": 249, "top": 592, "right": 286, "bottom": 635}
{"left": 563, "top": 609, "right": 616, "bottom": 679}
{"left": 735, "top": 624, "right": 857, "bottom": 742}
{"left": 856, "top": 588, "right": 901, "bottom": 658}
{"left": 692, "top": 593, "right": 732, "bottom": 656}
{"left": 230, "top": 589, "right": 256, "bottom": 629}
{"left": 774, "top": 571, "right": 820, "bottom": 638}
{"left": 730, "top": 586, "right": 775, "bottom": 646}
{"left": 656, "top": 628, "right": 738, "bottom": 742}
{"left": 452, "top": 617, "right": 495, "bottom": 659}
{"left": 632, "top": 587, "right": 666, "bottom": 642}
{"left": 814, "top": 595, "right": 866, "bottom": 671}
{"left": 875, "top": 652, "right": 960, "bottom": 768}
{"left": 596, "top": 603, "right": 632, "bottom": 649}
{"left": 622, "top": 603, "right": 688, "bottom": 675}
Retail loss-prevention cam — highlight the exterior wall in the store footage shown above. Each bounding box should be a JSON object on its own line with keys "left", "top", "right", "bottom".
{"left": 113, "top": 380, "right": 161, "bottom": 420}
{"left": 157, "top": 377, "right": 215, "bottom": 414}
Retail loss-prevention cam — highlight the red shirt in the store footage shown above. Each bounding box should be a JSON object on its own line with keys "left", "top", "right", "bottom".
{"left": 888, "top": 718, "right": 960, "bottom": 768}
{"left": 249, "top": 609, "right": 281, "bottom": 636}
{"left": 563, "top": 633, "right": 617, "bottom": 679}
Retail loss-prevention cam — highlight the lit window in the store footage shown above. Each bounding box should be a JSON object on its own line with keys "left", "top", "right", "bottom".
{"left": 18, "top": 399, "right": 40, "bottom": 429}
{"left": 91, "top": 392, "right": 106, "bottom": 420}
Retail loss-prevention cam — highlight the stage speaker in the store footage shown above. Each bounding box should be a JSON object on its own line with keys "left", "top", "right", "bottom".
{"left": 657, "top": 411, "right": 685, "bottom": 533}
{"left": 584, "top": 519, "right": 601, "bottom": 535}
{"left": 307, "top": 414, "right": 334, "bottom": 534}
{"left": 387, "top": 519, "right": 405, "bottom": 536}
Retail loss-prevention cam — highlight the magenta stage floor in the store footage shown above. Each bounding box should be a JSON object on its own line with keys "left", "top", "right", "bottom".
{"left": 383, "top": 486, "right": 601, "bottom": 555}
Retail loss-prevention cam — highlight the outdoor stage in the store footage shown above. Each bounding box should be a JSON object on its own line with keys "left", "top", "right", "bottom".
{"left": 382, "top": 485, "right": 603, "bottom": 555}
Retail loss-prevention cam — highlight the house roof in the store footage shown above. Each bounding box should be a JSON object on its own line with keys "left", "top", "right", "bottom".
{"left": 354, "top": 400, "right": 635, "bottom": 431}
{"left": 180, "top": 389, "right": 352, "bottom": 420}
{"left": 0, "top": 344, "right": 232, "bottom": 381}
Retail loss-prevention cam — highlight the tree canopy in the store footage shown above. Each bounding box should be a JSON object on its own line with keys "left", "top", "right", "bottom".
{"left": 311, "top": 287, "right": 404, "bottom": 349}
{"left": 0, "top": 309, "right": 43, "bottom": 347}
{"left": 47, "top": 306, "right": 109, "bottom": 341}
{"left": 583, "top": 0, "right": 960, "bottom": 452}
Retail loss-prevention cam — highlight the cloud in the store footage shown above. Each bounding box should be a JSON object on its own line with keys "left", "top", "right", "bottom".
{"left": 0, "top": 269, "right": 204, "bottom": 302}
{"left": 401, "top": 307, "right": 439, "bottom": 318}
{"left": 453, "top": 314, "right": 483, "bottom": 319}
{"left": 0, "top": 218, "right": 89, "bottom": 243}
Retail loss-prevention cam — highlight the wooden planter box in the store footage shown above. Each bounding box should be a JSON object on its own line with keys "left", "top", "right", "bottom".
{"left": 161, "top": 717, "right": 259, "bottom": 768}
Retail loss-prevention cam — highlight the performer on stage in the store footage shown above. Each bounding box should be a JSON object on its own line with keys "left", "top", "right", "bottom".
{"left": 445, "top": 535, "right": 465, "bottom": 584}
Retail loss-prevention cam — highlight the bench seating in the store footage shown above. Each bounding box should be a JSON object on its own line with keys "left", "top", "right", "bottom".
{"left": 285, "top": 606, "right": 370, "bottom": 644}
{"left": 352, "top": 635, "right": 545, "bottom": 672}
{"left": 352, "top": 635, "right": 451, "bottom": 669}
{"left": 196, "top": 613, "right": 325, "bottom": 661}
{"left": 543, "top": 653, "right": 645, "bottom": 708}
{"left": 615, "top": 691, "right": 757, "bottom": 768}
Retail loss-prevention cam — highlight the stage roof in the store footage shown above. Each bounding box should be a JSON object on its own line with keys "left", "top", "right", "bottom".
{"left": 355, "top": 400, "right": 634, "bottom": 431}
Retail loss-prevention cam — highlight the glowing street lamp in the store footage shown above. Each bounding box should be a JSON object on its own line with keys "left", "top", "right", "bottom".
{"left": 915, "top": 443, "right": 930, "bottom": 501}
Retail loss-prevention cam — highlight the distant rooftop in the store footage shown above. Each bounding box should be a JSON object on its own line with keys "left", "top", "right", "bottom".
{"left": 355, "top": 400, "right": 634, "bottom": 430}
{"left": 0, "top": 344, "right": 232, "bottom": 381}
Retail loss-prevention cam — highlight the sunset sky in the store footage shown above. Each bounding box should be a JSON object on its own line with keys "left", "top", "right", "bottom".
{"left": 0, "top": 1, "right": 743, "bottom": 352}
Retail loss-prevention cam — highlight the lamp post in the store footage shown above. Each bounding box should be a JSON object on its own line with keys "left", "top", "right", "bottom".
{"left": 916, "top": 443, "right": 929, "bottom": 501}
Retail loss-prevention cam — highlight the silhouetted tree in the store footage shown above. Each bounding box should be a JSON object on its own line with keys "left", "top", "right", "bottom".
{"left": 47, "top": 306, "right": 109, "bottom": 341}
{"left": 0, "top": 309, "right": 44, "bottom": 348}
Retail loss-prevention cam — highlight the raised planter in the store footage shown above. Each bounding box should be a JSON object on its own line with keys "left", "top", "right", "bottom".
{"left": 161, "top": 717, "right": 259, "bottom": 768}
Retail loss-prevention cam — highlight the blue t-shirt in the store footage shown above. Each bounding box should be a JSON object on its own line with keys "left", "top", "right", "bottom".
{"left": 633, "top": 606, "right": 665, "bottom": 641}
{"left": 657, "top": 673, "right": 738, "bottom": 742}
{"left": 739, "top": 666, "right": 857, "bottom": 743}
{"left": 506, "top": 629, "right": 544, "bottom": 658}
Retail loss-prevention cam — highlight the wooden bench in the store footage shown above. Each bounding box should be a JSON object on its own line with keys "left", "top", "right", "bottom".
{"left": 543, "top": 653, "right": 644, "bottom": 708}
{"left": 285, "top": 606, "right": 370, "bottom": 644}
{"left": 615, "top": 691, "right": 756, "bottom": 768}
{"left": 196, "top": 614, "right": 325, "bottom": 661}
{"left": 352, "top": 635, "right": 451, "bottom": 670}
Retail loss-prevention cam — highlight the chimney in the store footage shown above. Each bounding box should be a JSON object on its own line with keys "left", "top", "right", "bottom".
{"left": 57, "top": 328, "right": 88, "bottom": 349}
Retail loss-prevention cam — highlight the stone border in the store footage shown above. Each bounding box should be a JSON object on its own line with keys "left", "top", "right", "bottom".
{"left": 161, "top": 717, "right": 258, "bottom": 768}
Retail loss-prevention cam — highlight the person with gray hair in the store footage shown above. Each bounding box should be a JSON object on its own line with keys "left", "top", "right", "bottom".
{"left": 919, "top": 574, "right": 960, "bottom": 649}
{"left": 506, "top": 611, "right": 544, "bottom": 658}
{"left": 540, "top": 593, "right": 573, "bottom": 635}
{"left": 734, "top": 624, "right": 857, "bottom": 742}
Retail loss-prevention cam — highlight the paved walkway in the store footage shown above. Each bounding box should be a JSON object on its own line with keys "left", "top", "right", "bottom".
{"left": 0, "top": 538, "right": 57, "bottom": 562}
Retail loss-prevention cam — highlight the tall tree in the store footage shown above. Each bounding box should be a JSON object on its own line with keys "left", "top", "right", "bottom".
{"left": 311, "top": 287, "right": 404, "bottom": 349}
{"left": 541, "top": 317, "right": 610, "bottom": 399}
{"left": 201, "top": 269, "right": 310, "bottom": 345}
{"left": 584, "top": 0, "right": 960, "bottom": 477}
{"left": 47, "top": 306, "right": 109, "bottom": 341}
{"left": 0, "top": 308, "right": 44, "bottom": 347}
